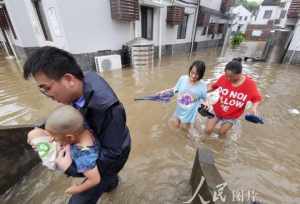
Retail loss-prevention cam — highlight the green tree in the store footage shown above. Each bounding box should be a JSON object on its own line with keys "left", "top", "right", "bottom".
{"left": 235, "top": 0, "right": 259, "bottom": 12}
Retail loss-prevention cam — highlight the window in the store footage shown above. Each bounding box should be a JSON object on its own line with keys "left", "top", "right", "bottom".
{"left": 280, "top": 10, "right": 286, "bottom": 19}
{"left": 218, "top": 24, "right": 224, "bottom": 34}
{"left": 141, "top": 6, "right": 153, "bottom": 40}
{"left": 252, "top": 30, "right": 262, "bottom": 37}
{"left": 237, "top": 25, "right": 242, "bottom": 32}
{"left": 239, "top": 16, "right": 242, "bottom": 20}
{"left": 244, "top": 16, "right": 248, "bottom": 20}
{"left": 207, "top": 23, "right": 215, "bottom": 35}
{"left": 263, "top": 10, "right": 272, "bottom": 19}
{"left": 32, "top": 0, "right": 52, "bottom": 41}
{"left": 177, "top": 14, "right": 188, "bottom": 39}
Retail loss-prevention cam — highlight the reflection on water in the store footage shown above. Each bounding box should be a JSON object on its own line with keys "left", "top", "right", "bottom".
{"left": 0, "top": 52, "right": 57, "bottom": 125}
{"left": 1, "top": 42, "right": 300, "bottom": 204}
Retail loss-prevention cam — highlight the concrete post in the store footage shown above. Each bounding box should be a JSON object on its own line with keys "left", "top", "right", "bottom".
{"left": 0, "top": 124, "right": 41, "bottom": 195}
{"left": 187, "top": 147, "right": 254, "bottom": 204}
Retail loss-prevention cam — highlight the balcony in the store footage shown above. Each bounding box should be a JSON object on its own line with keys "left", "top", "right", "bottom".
{"left": 287, "top": 0, "right": 300, "bottom": 18}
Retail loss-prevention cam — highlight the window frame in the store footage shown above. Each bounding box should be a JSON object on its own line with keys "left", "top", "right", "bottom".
{"left": 263, "top": 10, "right": 272, "bottom": 19}
{"left": 201, "top": 26, "right": 207, "bottom": 36}
{"left": 32, "top": 0, "right": 53, "bottom": 41}
{"left": 177, "top": 14, "right": 189, "bottom": 39}
{"left": 280, "top": 10, "right": 286, "bottom": 19}
{"left": 141, "top": 6, "right": 154, "bottom": 40}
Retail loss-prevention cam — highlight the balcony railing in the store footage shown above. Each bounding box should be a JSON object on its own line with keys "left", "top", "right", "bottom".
{"left": 287, "top": 0, "right": 300, "bottom": 18}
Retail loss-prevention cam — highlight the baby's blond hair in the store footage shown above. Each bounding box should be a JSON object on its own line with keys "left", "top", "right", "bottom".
{"left": 45, "top": 105, "right": 84, "bottom": 136}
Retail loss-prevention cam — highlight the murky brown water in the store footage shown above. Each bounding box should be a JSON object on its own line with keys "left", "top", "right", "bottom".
{"left": 1, "top": 42, "right": 300, "bottom": 204}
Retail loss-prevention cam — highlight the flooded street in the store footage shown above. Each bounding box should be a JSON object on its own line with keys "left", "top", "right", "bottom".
{"left": 1, "top": 42, "right": 300, "bottom": 204}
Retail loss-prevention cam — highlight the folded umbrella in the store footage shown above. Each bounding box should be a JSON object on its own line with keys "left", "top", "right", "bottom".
{"left": 134, "top": 90, "right": 175, "bottom": 103}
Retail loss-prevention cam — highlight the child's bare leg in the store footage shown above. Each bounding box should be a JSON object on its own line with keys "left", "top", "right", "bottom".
{"left": 168, "top": 116, "right": 181, "bottom": 129}
{"left": 193, "top": 115, "right": 202, "bottom": 132}
{"left": 205, "top": 117, "right": 218, "bottom": 136}
{"left": 186, "top": 123, "right": 202, "bottom": 139}
{"left": 181, "top": 123, "right": 192, "bottom": 131}
{"left": 218, "top": 122, "right": 233, "bottom": 138}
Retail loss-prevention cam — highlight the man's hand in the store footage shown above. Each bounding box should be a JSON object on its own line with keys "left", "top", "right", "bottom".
{"left": 55, "top": 145, "right": 72, "bottom": 172}
{"left": 65, "top": 185, "right": 79, "bottom": 195}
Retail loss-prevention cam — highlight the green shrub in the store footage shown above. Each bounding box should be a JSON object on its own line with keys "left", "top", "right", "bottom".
{"left": 231, "top": 32, "right": 245, "bottom": 48}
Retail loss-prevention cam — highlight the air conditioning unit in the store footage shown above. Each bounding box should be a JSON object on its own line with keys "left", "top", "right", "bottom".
{"left": 95, "top": 54, "right": 122, "bottom": 73}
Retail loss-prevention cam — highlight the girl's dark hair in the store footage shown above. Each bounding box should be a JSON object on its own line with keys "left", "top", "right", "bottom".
{"left": 23, "top": 46, "right": 84, "bottom": 80}
{"left": 225, "top": 58, "right": 242, "bottom": 74}
{"left": 188, "top": 60, "right": 206, "bottom": 81}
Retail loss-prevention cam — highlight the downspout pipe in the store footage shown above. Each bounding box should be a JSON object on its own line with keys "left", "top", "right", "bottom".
{"left": 158, "top": 0, "right": 163, "bottom": 60}
{"left": 189, "top": 0, "right": 201, "bottom": 58}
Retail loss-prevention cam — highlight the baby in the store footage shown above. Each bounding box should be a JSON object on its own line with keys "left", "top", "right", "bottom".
{"left": 28, "top": 105, "right": 101, "bottom": 195}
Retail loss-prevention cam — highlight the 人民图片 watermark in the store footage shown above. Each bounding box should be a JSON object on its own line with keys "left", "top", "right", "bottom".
{"left": 184, "top": 176, "right": 259, "bottom": 204}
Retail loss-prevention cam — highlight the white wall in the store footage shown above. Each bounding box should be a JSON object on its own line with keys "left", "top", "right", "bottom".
{"left": 5, "top": 0, "right": 227, "bottom": 54}
{"left": 162, "top": 6, "right": 196, "bottom": 45}
{"left": 140, "top": 1, "right": 225, "bottom": 46}
{"left": 24, "top": 0, "right": 67, "bottom": 48}
{"left": 5, "top": 0, "right": 69, "bottom": 49}
{"left": 55, "top": 0, "right": 132, "bottom": 54}
{"left": 4, "top": 0, "right": 38, "bottom": 47}
{"left": 200, "top": 0, "right": 222, "bottom": 11}
{"left": 231, "top": 5, "right": 252, "bottom": 33}
{"left": 195, "top": 16, "right": 224, "bottom": 41}
{"left": 288, "top": 21, "right": 300, "bottom": 51}
{"left": 278, "top": 0, "right": 292, "bottom": 28}
{"left": 252, "top": 5, "right": 281, "bottom": 25}
{"left": 135, "top": 5, "right": 199, "bottom": 46}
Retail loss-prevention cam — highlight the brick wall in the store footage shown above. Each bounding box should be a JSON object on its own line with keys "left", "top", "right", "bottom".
{"left": 245, "top": 20, "right": 273, "bottom": 41}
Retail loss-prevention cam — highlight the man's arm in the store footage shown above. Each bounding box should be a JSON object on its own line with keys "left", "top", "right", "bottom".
{"left": 65, "top": 103, "right": 130, "bottom": 177}
{"left": 247, "top": 80, "right": 262, "bottom": 116}
{"left": 65, "top": 166, "right": 101, "bottom": 194}
{"left": 97, "top": 104, "right": 130, "bottom": 176}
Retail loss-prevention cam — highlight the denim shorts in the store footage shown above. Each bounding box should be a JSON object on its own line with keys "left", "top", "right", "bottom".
{"left": 211, "top": 110, "right": 239, "bottom": 126}
{"left": 216, "top": 117, "right": 239, "bottom": 126}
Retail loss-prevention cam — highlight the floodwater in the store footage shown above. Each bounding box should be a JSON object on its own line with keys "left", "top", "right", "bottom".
{"left": 1, "top": 42, "right": 300, "bottom": 204}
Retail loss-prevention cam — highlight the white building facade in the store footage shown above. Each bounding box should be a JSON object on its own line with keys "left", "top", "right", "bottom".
{"left": 231, "top": 5, "right": 252, "bottom": 33}
{"left": 246, "top": 0, "right": 292, "bottom": 40}
{"left": 251, "top": 0, "right": 291, "bottom": 28}
{"left": 283, "top": 0, "right": 300, "bottom": 64}
{"left": 1, "top": 0, "right": 232, "bottom": 70}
